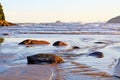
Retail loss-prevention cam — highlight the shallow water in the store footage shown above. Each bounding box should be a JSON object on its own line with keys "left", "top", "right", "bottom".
{"left": 1, "top": 23, "right": 120, "bottom": 79}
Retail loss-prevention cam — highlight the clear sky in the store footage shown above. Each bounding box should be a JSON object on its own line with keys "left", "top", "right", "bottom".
{"left": 0, "top": 0, "right": 120, "bottom": 23}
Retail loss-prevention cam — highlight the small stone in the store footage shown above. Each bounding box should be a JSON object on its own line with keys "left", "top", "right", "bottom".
{"left": 94, "top": 42, "right": 106, "bottom": 44}
{"left": 3, "top": 33, "right": 9, "bottom": 36}
{"left": 72, "top": 46, "right": 80, "bottom": 49}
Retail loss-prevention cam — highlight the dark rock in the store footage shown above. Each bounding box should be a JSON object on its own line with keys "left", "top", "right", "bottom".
{"left": 94, "top": 42, "right": 106, "bottom": 44}
{"left": 19, "top": 39, "right": 50, "bottom": 45}
{"left": 72, "top": 46, "right": 80, "bottom": 49}
{"left": 88, "top": 51, "right": 104, "bottom": 58}
{"left": 3, "top": 33, "right": 9, "bottom": 36}
{"left": 0, "top": 37, "right": 4, "bottom": 43}
{"left": 27, "top": 54, "right": 64, "bottom": 64}
{"left": 53, "top": 41, "right": 67, "bottom": 46}
{"left": 107, "top": 16, "right": 120, "bottom": 23}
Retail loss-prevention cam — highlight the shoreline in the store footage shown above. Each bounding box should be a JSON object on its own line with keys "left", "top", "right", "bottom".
{"left": 18, "top": 31, "right": 120, "bottom": 35}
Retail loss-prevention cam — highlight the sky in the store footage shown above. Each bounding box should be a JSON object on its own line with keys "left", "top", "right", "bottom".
{"left": 0, "top": 0, "right": 120, "bottom": 23}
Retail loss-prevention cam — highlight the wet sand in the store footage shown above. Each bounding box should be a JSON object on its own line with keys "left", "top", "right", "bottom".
{"left": 0, "top": 63, "right": 119, "bottom": 80}
{"left": 53, "top": 62, "right": 118, "bottom": 80}
{"left": 0, "top": 65, "right": 53, "bottom": 80}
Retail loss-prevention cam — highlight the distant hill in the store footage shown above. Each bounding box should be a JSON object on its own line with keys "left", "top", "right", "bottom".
{"left": 107, "top": 16, "right": 120, "bottom": 23}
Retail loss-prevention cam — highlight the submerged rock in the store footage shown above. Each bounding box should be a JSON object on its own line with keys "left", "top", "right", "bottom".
{"left": 2, "top": 33, "right": 9, "bottom": 36}
{"left": 88, "top": 51, "right": 104, "bottom": 58}
{"left": 72, "top": 46, "right": 80, "bottom": 49}
{"left": 27, "top": 54, "right": 64, "bottom": 64}
{"left": 94, "top": 42, "right": 106, "bottom": 44}
{"left": 0, "top": 38, "right": 4, "bottom": 43}
{"left": 19, "top": 39, "right": 50, "bottom": 45}
{"left": 53, "top": 41, "right": 68, "bottom": 46}
{"left": 107, "top": 16, "right": 120, "bottom": 23}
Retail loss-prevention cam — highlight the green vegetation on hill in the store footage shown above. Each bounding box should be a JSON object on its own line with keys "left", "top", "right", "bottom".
{"left": 0, "top": 3, "right": 5, "bottom": 20}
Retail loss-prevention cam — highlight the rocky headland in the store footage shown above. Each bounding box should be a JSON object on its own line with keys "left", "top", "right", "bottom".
{"left": 107, "top": 16, "right": 120, "bottom": 23}
{"left": 0, "top": 3, "right": 16, "bottom": 26}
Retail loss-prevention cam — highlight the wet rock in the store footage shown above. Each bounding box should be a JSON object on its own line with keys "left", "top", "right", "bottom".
{"left": 27, "top": 54, "right": 64, "bottom": 64}
{"left": 88, "top": 51, "right": 104, "bottom": 58}
{"left": 19, "top": 39, "right": 50, "bottom": 45}
{"left": 0, "top": 38, "right": 4, "bottom": 43}
{"left": 72, "top": 46, "right": 80, "bottom": 49}
{"left": 2, "top": 33, "right": 9, "bottom": 36}
{"left": 53, "top": 41, "right": 67, "bottom": 46}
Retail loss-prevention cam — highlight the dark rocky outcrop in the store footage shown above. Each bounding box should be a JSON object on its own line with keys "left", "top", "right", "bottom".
{"left": 0, "top": 37, "right": 4, "bottom": 43}
{"left": 88, "top": 51, "right": 104, "bottom": 58}
{"left": 107, "top": 16, "right": 120, "bottom": 23}
{"left": 27, "top": 54, "right": 64, "bottom": 64}
{"left": 19, "top": 39, "right": 50, "bottom": 45}
{"left": 53, "top": 41, "right": 68, "bottom": 46}
{"left": 0, "top": 3, "right": 16, "bottom": 26}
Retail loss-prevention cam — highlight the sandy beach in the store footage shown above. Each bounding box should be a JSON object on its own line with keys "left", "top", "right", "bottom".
{"left": 1, "top": 23, "right": 120, "bottom": 80}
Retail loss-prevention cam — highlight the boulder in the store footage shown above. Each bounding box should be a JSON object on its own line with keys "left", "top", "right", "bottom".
{"left": 27, "top": 54, "right": 64, "bottom": 64}
{"left": 107, "top": 16, "right": 120, "bottom": 23}
{"left": 0, "top": 38, "right": 4, "bottom": 43}
{"left": 53, "top": 41, "right": 67, "bottom": 46}
{"left": 19, "top": 39, "right": 50, "bottom": 45}
{"left": 88, "top": 51, "right": 104, "bottom": 58}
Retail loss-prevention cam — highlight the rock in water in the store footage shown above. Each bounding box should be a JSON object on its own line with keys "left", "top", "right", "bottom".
{"left": 114, "top": 58, "right": 120, "bottom": 78}
{"left": 27, "top": 54, "right": 64, "bottom": 64}
{"left": 0, "top": 3, "right": 15, "bottom": 26}
{"left": 72, "top": 46, "right": 80, "bottom": 49}
{"left": 53, "top": 41, "right": 68, "bottom": 46}
{"left": 19, "top": 39, "right": 50, "bottom": 45}
{"left": 88, "top": 51, "right": 104, "bottom": 58}
{"left": 94, "top": 42, "right": 106, "bottom": 44}
{"left": 107, "top": 16, "right": 120, "bottom": 23}
{"left": 0, "top": 38, "right": 4, "bottom": 43}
